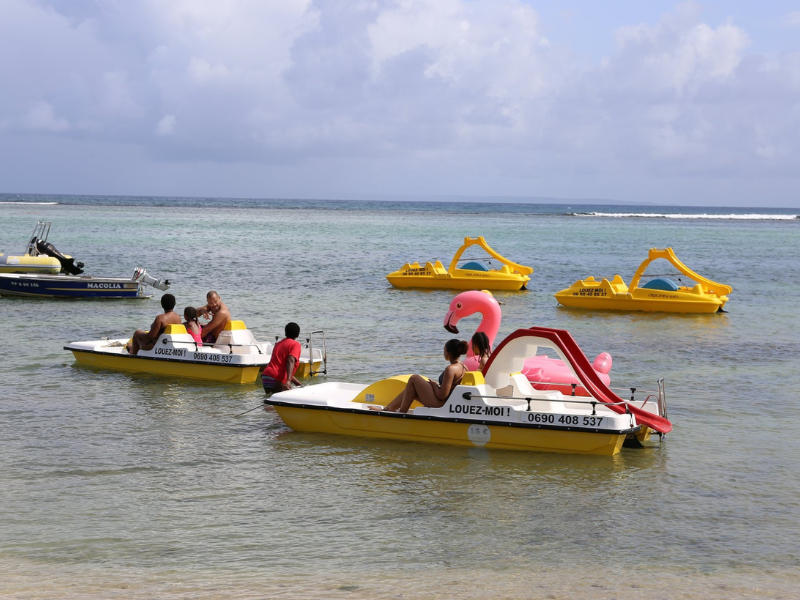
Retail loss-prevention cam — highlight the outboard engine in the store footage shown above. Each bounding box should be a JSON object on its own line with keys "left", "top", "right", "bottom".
{"left": 132, "top": 267, "right": 170, "bottom": 291}
{"left": 34, "top": 239, "right": 84, "bottom": 275}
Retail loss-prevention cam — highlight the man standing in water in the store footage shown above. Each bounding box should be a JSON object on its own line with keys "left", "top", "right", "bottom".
{"left": 196, "top": 290, "right": 231, "bottom": 343}
{"left": 261, "top": 322, "right": 303, "bottom": 395}
{"left": 127, "top": 293, "right": 182, "bottom": 355}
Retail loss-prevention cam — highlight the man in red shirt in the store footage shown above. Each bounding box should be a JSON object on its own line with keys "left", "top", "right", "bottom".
{"left": 262, "top": 322, "right": 303, "bottom": 395}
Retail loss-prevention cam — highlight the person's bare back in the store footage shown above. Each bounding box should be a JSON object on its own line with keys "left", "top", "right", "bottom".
{"left": 128, "top": 293, "right": 182, "bottom": 355}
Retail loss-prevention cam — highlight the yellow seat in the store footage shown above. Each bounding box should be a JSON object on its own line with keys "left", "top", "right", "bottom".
{"left": 163, "top": 324, "right": 188, "bottom": 335}
{"left": 223, "top": 320, "right": 247, "bottom": 331}
{"left": 462, "top": 371, "right": 485, "bottom": 386}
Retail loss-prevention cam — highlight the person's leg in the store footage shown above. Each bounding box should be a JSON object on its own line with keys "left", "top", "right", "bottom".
{"left": 398, "top": 375, "right": 442, "bottom": 413}
{"left": 131, "top": 330, "right": 158, "bottom": 355}
{"left": 129, "top": 329, "right": 145, "bottom": 355}
{"left": 383, "top": 382, "right": 411, "bottom": 412}
{"left": 262, "top": 377, "right": 279, "bottom": 399}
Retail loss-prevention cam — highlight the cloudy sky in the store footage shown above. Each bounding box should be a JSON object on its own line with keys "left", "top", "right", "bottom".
{"left": 1, "top": 0, "right": 799, "bottom": 206}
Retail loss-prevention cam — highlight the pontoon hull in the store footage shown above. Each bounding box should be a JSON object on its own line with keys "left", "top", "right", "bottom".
{"left": 0, "top": 255, "right": 61, "bottom": 275}
{"left": 387, "top": 268, "right": 529, "bottom": 291}
{"left": 0, "top": 273, "right": 144, "bottom": 298}
{"left": 273, "top": 404, "right": 627, "bottom": 455}
{"left": 68, "top": 348, "right": 265, "bottom": 383}
{"left": 555, "top": 287, "right": 725, "bottom": 313}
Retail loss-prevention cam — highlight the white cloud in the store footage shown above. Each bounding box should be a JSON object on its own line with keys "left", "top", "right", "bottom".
{"left": 22, "top": 101, "right": 70, "bottom": 131}
{"left": 156, "top": 115, "right": 176, "bottom": 136}
{"left": 780, "top": 11, "right": 800, "bottom": 28}
{"left": 612, "top": 4, "right": 750, "bottom": 94}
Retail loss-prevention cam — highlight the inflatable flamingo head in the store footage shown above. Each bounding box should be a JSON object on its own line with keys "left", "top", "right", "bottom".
{"left": 443, "top": 290, "right": 501, "bottom": 335}
{"left": 592, "top": 352, "right": 613, "bottom": 375}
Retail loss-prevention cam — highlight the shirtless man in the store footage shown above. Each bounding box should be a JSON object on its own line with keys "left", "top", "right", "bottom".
{"left": 196, "top": 290, "right": 231, "bottom": 343}
{"left": 127, "top": 293, "right": 182, "bottom": 355}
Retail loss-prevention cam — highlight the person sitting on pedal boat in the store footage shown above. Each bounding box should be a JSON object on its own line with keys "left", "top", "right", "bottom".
{"left": 261, "top": 322, "right": 303, "bottom": 395}
{"left": 471, "top": 331, "right": 492, "bottom": 371}
{"left": 372, "top": 339, "right": 468, "bottom": 413}
{"left": 126, "top": 293, "right": 182, "bottom": 355}
{"left": 183, "top": 306, "right": 203, "bottom": 346}
{"left": 196, "top": 290, "right": 231, "bottom": 343}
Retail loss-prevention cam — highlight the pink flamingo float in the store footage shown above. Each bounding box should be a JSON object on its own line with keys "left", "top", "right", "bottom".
{"left": 444, "top": 290, "right": 612, "bottom": 396}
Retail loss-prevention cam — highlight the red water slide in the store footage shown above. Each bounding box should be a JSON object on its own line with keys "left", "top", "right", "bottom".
{"left": 483, "top": 327, "right": 672, "bottom": 434}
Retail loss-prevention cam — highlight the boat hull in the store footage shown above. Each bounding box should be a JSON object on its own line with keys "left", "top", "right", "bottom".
{"left": 387, "top": 270, "right": 528, "bottom": 291}
{"left": 272, "top": 404, "right": 627, "bottom": 455}
{"left": 555, "top": 292, "right": 724, "bottom": 313}
{"left": 68, "top": 348, "right": 265, "bottom": 384}
{"left": 0, "top": 254, "right": 62, "bottom": 275}
{"left": 0, "top": 274, "right": 144, "bottom": 298}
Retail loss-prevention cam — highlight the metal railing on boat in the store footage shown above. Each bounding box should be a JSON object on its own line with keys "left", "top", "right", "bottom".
{"left": 169, "top": 340, "right": 267, "bottom": 354}
{"left": 461, "top": 392, "right": 631, "bottom": 416}
{"left": 527, "top": 379, "right": 667, "bottom": 415}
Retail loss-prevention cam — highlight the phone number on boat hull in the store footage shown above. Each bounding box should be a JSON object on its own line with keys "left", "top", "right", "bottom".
{"left": 526, "top": 413, "right": 605, "bottom": 427}
{"left": 193, "top": 352, "right": 233, "bottom": 363}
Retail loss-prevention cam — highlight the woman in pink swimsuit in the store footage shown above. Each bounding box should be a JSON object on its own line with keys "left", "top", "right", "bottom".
{"left": 183, "top": 306, "right": 203, "bottom": 346}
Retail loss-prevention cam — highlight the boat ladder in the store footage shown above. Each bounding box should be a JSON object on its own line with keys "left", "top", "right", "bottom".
{"left": 25, "top": 221, "right": 51, "bottom": 255}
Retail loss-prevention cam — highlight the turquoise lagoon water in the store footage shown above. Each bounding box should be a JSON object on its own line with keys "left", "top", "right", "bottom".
{"left": 1, "top": 196, "right": 799, "bottom": 598}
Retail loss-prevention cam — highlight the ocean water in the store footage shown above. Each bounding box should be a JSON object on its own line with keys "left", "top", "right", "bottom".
{"left": 1, "top": 195, "right": 799, "bottom": 598}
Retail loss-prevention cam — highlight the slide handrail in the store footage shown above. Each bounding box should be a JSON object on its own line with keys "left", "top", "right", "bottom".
{"left": 447, "top": 236, "right": 533, "bottom": 275}
{"left": 629, "top": 247, "right": 732, "bottom": 295}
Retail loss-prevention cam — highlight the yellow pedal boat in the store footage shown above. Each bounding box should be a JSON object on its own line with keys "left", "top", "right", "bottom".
{"left": 266, "top": 327, "right": 670, "bottom": 456}
{"left": 65, "top": 321, "right": 326, "bottom": 384}
{"left": 386, "top": 236, "right": 532, "bottom": 291}
{"left": 554, "top": 247, "right": 731, "bottom": 314}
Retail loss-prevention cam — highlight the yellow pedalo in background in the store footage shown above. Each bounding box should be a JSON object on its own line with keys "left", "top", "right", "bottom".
{"left": 386, "top": 236, "right": 533, "bottom": 291}
{"left": 554, "top": 247, "right": 732, "bottom": 313}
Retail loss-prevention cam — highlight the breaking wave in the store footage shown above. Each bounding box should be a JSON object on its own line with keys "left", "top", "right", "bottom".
{"left": 570, "top": 212, "right": 798, "bottom": 220}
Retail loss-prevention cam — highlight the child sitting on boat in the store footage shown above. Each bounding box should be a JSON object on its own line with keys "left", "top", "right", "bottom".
{"left": 183, "top": 307, "right": 203, "bottom": 346}
{"left": 471, "top": 331, "right": 492, "bottom": 371}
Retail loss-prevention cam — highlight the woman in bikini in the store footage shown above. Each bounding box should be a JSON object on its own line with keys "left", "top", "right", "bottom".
{"left": 374, "top": 339, "right": 468, "bottom": 413}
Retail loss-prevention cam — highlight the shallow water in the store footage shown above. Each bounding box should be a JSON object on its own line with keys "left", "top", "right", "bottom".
{"left": 1, "top": 198, "right": 799, "bottom": 598}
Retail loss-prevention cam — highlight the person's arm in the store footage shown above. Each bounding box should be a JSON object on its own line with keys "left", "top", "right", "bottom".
{"left": 202, "top": 307, "right": 229, "bottom": 339}
{"left": 196, "top": 303, "right": 211, "bottom": 318}
{"left": 282, "top": 355, "right": 298, "bottom": 391}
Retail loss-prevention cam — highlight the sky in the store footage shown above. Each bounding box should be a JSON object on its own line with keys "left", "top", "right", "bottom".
{"left": 1, "top": 0, "right": 799, "bottom": 207}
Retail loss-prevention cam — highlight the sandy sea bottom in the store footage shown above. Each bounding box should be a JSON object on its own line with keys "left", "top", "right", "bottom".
{"left": 3, "top": 562, "right": 799, "bottom": 598}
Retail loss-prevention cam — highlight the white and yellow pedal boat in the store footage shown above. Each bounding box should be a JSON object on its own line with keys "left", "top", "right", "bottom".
{"left": 266, "top": 327, "right": 671, "bottom": 455}
{"left": 554, "top": 247, "right": 732, "bottom": 313}
{"left": 65, "top": 321, "right": 326, "bottom": 384}
{"left": 386, "top": 236, "right": 532, "bottom": 291}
